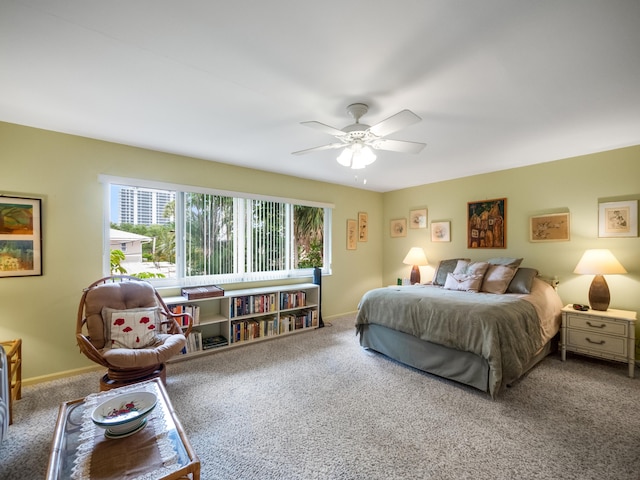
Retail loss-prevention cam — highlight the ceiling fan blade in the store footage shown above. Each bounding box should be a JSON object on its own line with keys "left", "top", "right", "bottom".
{"left": 371, "top": 138, "right": 426, "bottom": 154}
{"left": 292, "top": 142, "right": 346, "bottom": 155}
{"left": 300, "top": 121, "right": 346, "bottom": 137}
{"left": 368, "top": 109, "right": 421, "bottom": 137}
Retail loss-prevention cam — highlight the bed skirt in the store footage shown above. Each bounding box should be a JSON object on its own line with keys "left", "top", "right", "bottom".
{"left": 359, "top": 323, "right": 555, "bottom": 395}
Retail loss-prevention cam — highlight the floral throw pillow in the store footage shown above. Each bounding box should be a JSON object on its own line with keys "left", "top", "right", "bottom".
{"left": 102, "top": 306, "right": 161, "bottom": 349}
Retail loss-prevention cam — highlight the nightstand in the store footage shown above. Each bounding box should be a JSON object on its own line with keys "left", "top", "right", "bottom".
{"left": 561, "top": 305, "right": 637, "bottom": 378}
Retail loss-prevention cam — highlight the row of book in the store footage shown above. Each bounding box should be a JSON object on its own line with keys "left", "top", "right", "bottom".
{"left": 229, "top": 294, "right": 278, "bottom": 318}
{"left": 181, "top": 331, "right": 228, "bottom": 355}
{"left": 168, "top": 304, "right": 201, "bottom": 327}
{"left": 280, "top": 291, "right": 308, "bottom": 310}
{"left": 230, "top": 309, "right": 318, "bottom": 343}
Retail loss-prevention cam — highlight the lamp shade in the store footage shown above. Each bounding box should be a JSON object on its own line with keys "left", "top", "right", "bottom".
{"left": 403, "top": 247, "right": 428, "bottom": 285}
{"left": 574, "top": 249, "right": 627, "bottom": 311}
{"left": 573, "top": 249, "right": 627, "bottom": 275}
{"left": 403, "top": 247, "right": 428, "bottom": 266}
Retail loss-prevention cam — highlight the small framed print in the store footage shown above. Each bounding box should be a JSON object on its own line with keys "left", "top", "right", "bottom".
{"left": 409, "top": 209, "right": 427, "bottom": 229}
{"left": 431, "top": 221, "right": 451, "bottom": 242}
{"left": 599, "top": 200, "right": 638, "bottom": 237}
{"left": 358, "top": 212, "right": 368, "bottom": 242}
{"left": 347, "top": 219, "right": 357, "bottom": 250}
{"left": 390, "top": 218, "right": 407, "bottom": 238}
{"left": 530, "top": 212, "right": 570, "bottom": 242}
{"left": 0, "top": 195, "right": 42, "bottom": 277}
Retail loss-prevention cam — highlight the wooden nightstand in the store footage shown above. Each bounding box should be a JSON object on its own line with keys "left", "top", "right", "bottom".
{"left": 561, "top": 305, "right": 636, "bottom": 378}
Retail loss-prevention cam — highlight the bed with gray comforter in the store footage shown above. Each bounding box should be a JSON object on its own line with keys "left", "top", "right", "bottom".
{"left": 356, "top": 277, "right": 563, "bottom": 397}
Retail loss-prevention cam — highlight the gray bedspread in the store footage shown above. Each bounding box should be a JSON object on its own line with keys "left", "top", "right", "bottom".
{"left": 355, "top": 285, "right": 545, "bottom": 397}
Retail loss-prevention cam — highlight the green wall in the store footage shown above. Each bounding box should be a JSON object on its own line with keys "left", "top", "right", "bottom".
{"left": 0, "top": 122, "right": 382, "bottom": 381}
{"left": 1, "top": 120, "right": 638, "bottom": 381}
{"left": 383, "top": 146, "right": 640, "bottom": 355}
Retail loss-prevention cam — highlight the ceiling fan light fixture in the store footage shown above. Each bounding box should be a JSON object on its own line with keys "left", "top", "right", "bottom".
{"left": 337, "top": 143, "right": 377, "bottom": 169}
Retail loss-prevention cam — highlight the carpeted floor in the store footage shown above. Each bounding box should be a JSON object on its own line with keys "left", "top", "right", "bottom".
{"left": 1, "top": 314, "right": 639, "bottom": 479}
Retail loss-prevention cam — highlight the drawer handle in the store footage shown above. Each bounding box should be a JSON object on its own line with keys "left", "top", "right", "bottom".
{"left": 586, "top": 337, "right": 605, "bottom": 345}
{"left": 586, "top": 321, "right": 606, "bottom": 329}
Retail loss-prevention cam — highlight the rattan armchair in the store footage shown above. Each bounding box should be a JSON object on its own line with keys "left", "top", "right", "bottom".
{"left": 76, "top": 275, "right": 192, "bottom": 390}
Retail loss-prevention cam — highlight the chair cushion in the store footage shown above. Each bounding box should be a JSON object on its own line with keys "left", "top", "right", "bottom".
{"left": 84, "top": 280, "right": 158, "bottom": 349}
{"left": 102, "top": 334, "right": 187, "bottom": 368}
{"left": 102, "top": 306, "right": 161, "bottom": 349}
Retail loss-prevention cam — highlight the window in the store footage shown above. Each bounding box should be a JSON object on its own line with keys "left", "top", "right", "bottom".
{"left": 104, "top": 177, "right": 332, "bottom": 286}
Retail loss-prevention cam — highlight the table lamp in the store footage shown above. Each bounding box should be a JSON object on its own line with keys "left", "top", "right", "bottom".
{"left": 403, "top": 247, "right": 428, "bottom": 284}
{"left": 573, "top": 249, "right": 627, "bottom": 311}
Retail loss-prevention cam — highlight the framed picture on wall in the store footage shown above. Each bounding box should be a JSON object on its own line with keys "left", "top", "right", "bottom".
{"left": 409, "top": 208, "right": 427, "bottom": 229}
{"left": 358, "top": 212, "right": 368, "bottom": 242}
{"left": 598, "top": 200, "right": 638, "bottom": 237}
{"left": 467, "top": 198, "right": 506, "bottom": 249}
{"left": 431, "top": 221, "right": 451, "bottom": 242}
{"left": 0, "top": 195, "right": 42, "bottom": 277}
{"left": 390, "top": 218, "right": 407, "bottom": 238}
{"left": 347, "top": 219, "right": 357, "bottom": 250}
{"left": 529, "top": 212, "right": 570, "bottom": 242}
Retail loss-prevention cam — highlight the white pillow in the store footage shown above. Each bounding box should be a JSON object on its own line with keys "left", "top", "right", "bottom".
{"left": 444, "top": 272, "right": 485, "bottom": 292}
{"left": 102, "top": 306, "right": 161, "bottom": 349}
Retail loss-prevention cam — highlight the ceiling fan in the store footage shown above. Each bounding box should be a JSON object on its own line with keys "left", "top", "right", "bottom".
{"left": 292, "top": 103, "right": 426, "bottom": 169}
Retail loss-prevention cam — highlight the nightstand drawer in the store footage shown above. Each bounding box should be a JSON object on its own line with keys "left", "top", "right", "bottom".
{"left": 566, "top": 330, "right": 627, "bottom": 356}
{"left": 566, "top": 314, "right": 627, "bottom": 336}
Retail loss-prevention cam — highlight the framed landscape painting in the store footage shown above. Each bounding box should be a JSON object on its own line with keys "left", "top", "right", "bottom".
{"left": 0, "top": 196, "right": 42, "bottom": 277}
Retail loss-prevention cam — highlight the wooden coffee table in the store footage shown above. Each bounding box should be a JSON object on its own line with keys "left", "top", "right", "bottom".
{"left": 46, "top": 378, "right": 200, "bottom": 479}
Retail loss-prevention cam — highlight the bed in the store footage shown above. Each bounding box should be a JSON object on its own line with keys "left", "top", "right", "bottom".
{"left": 355, "top": 258, "right": 564, "bottom": 398}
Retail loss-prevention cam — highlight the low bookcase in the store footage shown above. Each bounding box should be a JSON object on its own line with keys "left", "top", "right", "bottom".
{"left": 163, "top": 283, "right": 319, "bottom": 360}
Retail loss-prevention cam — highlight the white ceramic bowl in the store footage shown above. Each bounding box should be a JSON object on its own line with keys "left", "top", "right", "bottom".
{"left": 91, "top": 391, "right": 157, "bottom": 437}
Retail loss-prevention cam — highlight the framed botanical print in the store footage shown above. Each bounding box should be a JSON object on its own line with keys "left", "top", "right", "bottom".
{"left": 598, "top": 200, "right": 638, "bottom": 237}
{"left": 409, "top": 208, "right": 427, "bottom": 229}
{"left": 0, "top": 196, "right": 42, "bottom": 277}
{"left": 347, "top": 219, "right": 357, "bottom": 250}
{"left": 467, "top": 198, "right": 506, "bottom": 249}
{"left": 390, "top": 218, "right": 407, "bottom": 238}
{"left": 358, "top": 212, "right": 368, "bottom": 242}
{"left": 431, "top": 221, "right": 451, "bottom": 242}
{"left": 530, "top": 212, "right": 570, "bottom": 242}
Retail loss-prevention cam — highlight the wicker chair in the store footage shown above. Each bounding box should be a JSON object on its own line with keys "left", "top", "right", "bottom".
{"left": 76, "top": 275, "right": 192, "bottom": 391}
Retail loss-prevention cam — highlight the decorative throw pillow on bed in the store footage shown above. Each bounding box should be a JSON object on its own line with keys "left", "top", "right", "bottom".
{"left": 481, "top": 264, "right": 518, "bottom": 294}
{"left": 506, "top": 267, "right": 539, "bottom": 294}
{"left": 432, "top": 258, "right": 470, "bottom": 286}
{"left": 102, "top": 306, "right": 161, "bottom": 349}
{"left": 452, "top": 260, "right": 490, "bottom": 277}
{"left": 487, "top": 257, "right": 523, "bottom": 268}
{"left": 444, "top": 272, "right": 485, "bottom": 292}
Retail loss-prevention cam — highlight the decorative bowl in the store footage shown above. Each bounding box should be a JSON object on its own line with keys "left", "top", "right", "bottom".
{"left": 91, "top": 391, "right": 157, "bottom": 438}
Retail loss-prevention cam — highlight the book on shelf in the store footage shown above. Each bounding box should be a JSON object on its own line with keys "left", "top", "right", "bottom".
{"left": 168, "top": 304, "right": 200, "bottom": 326}
{"left": 202, "top": 335, "right": 228, "bottom": 350}
{"left": 181, "top": 285, "right": 224, "bottom": 300}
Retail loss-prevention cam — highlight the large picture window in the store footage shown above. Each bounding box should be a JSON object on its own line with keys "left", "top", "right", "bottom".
{"left": 103, "top": 177, "right": 332, "bottom": 286}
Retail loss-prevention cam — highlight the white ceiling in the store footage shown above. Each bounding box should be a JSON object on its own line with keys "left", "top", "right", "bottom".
{"left": 2, "top": 1, "right": 639, "bottom": 192}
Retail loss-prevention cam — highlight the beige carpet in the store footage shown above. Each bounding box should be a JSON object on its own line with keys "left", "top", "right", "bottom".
{"left": 1, "top": 314, "right": 639, "bottom": 479}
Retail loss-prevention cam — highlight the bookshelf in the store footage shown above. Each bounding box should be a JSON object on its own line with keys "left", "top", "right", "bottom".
{"left": 163, "top": 283, "right": 319, "bottom": 360}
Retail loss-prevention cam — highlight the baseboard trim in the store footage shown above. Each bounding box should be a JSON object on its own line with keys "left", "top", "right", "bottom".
{"left": 23, "top": 365, "right": 103, "bottom": 387}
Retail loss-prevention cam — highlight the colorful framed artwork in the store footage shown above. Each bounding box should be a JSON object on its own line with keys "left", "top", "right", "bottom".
{"left": 390, "top": 218, "right": 407, "bottom": 238}
{"left": 530, "top": 212, "right": 570, "bottom": 242}
{"left": 467, "top": 198, "right": 506, "bottom": 249}
{"left": 358, "top": 212, "right": 368, "bottom": 242}
{"left": 347, "top": 219, "right": 357, "bottom": 250}
{"left": 431, "top": 221, "right": 451, "bottom": 242}
{"left": 0, "top": 196, "right": 42, "bottom": 277}
{"left": 598, "top": 200, "right": 638, "bottom": 237}
{"left": 409, "top": 208, "right": 427, "bottom": 229}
